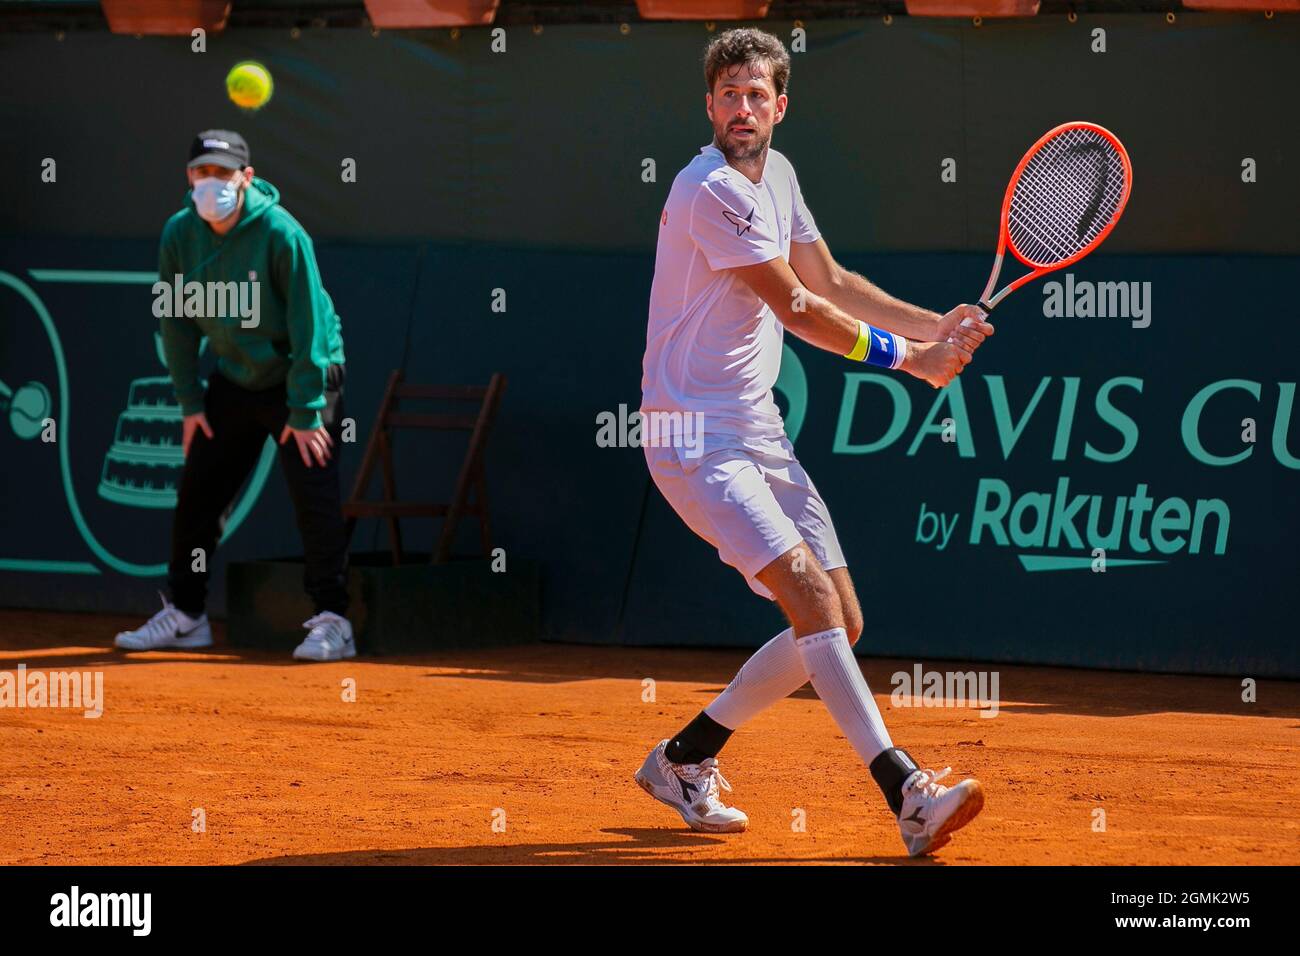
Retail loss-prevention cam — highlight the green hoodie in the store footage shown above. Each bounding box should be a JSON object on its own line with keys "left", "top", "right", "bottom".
{"left": 158, "top": 177, "right": 345, "bottom": 431}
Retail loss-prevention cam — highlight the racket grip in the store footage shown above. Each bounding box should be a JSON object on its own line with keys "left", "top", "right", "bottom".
{"left": 947, "top": 303, "right": 994, "bottom": 347}
{"left": 956, "top": 304, "right": 992, "bottom": 333}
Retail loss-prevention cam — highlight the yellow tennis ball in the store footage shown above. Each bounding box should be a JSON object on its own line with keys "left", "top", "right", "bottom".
{"left": 226, "top": 61, "right": 273, "bottom": 111}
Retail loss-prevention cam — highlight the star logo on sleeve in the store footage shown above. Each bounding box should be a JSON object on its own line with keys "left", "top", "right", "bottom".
{"left": 722, "top": 207, "right": 755, "bottom": 237}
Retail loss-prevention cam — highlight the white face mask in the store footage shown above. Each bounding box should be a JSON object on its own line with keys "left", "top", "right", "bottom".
{"left": 192, "top": 173, "right": 242, "bottom": 222}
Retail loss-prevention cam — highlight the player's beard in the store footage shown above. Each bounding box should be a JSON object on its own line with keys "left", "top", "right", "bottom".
{"left": 716, "top": 123, "right": 770, "bottom": 164}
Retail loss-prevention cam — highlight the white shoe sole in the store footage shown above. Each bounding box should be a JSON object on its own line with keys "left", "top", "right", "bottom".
{"left": 292, "top": 644, "right": 357, "bottom": 662}
{"left": 114, "top": 627, "right": 213, "bottom": 651}
{"left": 908, "top": 780, "right": 985, "bottom": 856}
{"left": 634, "top": 767, "right": 749, "bottom": 834}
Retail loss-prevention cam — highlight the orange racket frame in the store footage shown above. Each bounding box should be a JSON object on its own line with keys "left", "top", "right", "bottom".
{"left": 977, "top": 121, "right": 1133, "bottom": 316}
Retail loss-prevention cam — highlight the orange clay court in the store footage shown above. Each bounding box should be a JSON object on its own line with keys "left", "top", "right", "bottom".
{"left": 1, "top": 609, "right": 1295, "bottom": 866}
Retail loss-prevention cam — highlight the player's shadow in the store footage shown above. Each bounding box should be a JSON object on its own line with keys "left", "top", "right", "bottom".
{"left": 239, "top": 827, "right": 935, "bottom": 866}
{"left": 418, "top": 648, "right": 1300, "bottom": 721}
{"left": 4, "top": 611, "right": 1296, "bottom": 720}
{"left": 0, "top": 642, "right": 291, "bottom": 671}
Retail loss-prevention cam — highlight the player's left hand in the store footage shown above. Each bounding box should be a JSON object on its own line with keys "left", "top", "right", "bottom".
{"left": 279, "top": 423, "right": 334, "bottom": 468}
{"left": 936, "top": 304, "right": 994, "bottom": 353}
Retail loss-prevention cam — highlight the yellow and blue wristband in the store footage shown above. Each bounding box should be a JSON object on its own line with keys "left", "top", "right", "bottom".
{"left": 845, "top": 320, "right": 907, "bottom": 370}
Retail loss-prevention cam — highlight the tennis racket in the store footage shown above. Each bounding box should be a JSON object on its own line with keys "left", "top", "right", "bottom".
{"left": 973, "top": 121, "right": 1132, "bottom": 318}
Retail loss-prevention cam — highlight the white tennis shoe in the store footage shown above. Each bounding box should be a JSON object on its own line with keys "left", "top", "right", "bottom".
{"left": 897, "top": 766, "right": 984, "bottom": 856}
{"left": 292, "top": 612, "right": 356, "bottom": 661}
{"left": 634, "top": 739, "right": 749, "bottom": 833}
{"left": 114, "top": 594, "right": 213, "bottom": 650}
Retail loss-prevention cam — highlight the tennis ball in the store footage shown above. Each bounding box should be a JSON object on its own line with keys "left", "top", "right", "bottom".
{"left": 9, "top": 382, "right": 51, "bottom": 441}
{"left": 226, "top": 61, "right": 273, "bottom": 111}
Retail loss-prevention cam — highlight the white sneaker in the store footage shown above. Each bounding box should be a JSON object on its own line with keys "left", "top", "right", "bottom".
{"left": 634, "top": 739, "right": 749, "bottom": 833}
{"left": 114, "top": 593, "right": 213, "bottom": 650}
{"left": 292, "top": 612, "right": 356, "bottom": 661}
{"left": 897, "top": 767, "right": 984, "bottom": 856}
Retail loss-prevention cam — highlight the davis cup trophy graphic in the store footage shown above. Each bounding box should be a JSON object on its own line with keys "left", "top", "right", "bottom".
{"left": 97, "top": 333, "right": 204, "bottom": 509}
{"left": 0, "top": 268, "right": 276, "bottom": 577}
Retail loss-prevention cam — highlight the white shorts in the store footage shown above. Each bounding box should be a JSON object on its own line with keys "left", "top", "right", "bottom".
{"left": 644, "top": 437, "right": 847, "bottom": 600}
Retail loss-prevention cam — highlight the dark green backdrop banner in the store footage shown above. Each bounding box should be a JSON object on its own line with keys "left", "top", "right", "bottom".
{"left": 1, "top": 17, "right": 1297, "bottom": 675}
{"left": 2, "top": 16, "right": 1297, "bottom": 252}
{"left": 624, "top": 253, "right": 1300, "bottom": 677}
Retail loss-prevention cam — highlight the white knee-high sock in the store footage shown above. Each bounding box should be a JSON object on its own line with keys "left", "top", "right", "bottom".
{"left": 793, "top": 626, "right": 894, "bottom": 765}
{"left": 704, "top": 628, "right": 809, "bottom": 730}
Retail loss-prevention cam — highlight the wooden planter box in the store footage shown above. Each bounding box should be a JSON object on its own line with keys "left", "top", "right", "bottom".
{"left": 101, "top": 1, "right": 231, "bottom": 35}
{"left": 363, "top": 0, "right": 500, "bottom": 29}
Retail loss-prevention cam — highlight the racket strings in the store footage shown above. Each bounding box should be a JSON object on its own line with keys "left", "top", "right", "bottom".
{"left": 1013, "top": 147, "right": 1115, "bottom": 260}
{"left": 1007, "top": 127, "right": 1126, "bottom": 267}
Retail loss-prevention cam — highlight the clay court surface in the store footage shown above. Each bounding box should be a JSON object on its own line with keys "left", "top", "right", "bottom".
{"left": 1, "top": 609, "right": 1295, "bottom": 866}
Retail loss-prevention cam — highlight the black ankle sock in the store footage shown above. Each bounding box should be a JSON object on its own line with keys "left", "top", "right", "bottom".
{"left": 665, "top": 711, "right": 734, "bottom": 765}
{"left": 870, "top": 747, "right": 920, "bottom": 817}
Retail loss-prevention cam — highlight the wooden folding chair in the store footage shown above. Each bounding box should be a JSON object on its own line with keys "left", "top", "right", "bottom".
{"left": 343, "top": 370, "right": 506, "bottom": 565}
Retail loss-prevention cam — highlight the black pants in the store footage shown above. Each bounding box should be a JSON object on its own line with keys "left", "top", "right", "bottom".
{"left": 168, "top": 366, "right": 350, "bottom": 617}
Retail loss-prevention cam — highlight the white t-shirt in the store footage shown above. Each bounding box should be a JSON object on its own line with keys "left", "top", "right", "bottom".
{"left": 641, "top": 144, "right": 820, "bottom": 459}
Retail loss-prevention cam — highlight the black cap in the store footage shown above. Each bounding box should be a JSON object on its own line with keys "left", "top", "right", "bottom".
{"left": 187, "top": 130, "right": 250, "bottom": 170}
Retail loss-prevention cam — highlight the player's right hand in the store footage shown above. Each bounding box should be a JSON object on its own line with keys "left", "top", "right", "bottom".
{"left": 182, "top": 412, "right": 214, "bottom": 458}
{"left": 940, "top": 305, "right": 994, "bottom": 353}
{"left": 903, "top": 341, "right": 971, "bottom": 389}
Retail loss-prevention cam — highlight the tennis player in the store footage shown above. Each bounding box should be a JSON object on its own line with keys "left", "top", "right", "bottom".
{"left": 114, "top": 130, "right": 353, "bottom": 662}
{"left": 634, "top": 30, "right": 992, "bottom": 855}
